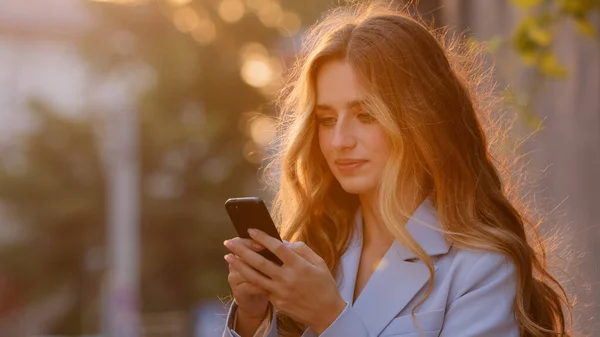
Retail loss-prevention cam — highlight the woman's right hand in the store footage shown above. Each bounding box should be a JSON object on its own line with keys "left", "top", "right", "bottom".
{"left": 226, "top": 238, "right": 270, "bottom": 321}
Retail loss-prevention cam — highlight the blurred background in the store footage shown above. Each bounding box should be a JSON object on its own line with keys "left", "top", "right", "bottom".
{"left": 0, "top": 0, "right": 597, "bottom": 336}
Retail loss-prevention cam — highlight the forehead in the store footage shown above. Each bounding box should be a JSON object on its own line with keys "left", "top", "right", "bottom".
{"left": 314, "top": 60, "right": 365, "bottom": 108}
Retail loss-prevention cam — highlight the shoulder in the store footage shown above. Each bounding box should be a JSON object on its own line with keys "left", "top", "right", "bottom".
{"left": 436, "top": 246, "right": 517, "bottom": 299}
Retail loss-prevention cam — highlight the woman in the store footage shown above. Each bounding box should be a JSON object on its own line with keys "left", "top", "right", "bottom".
{"left": 222, "top": 2, "right": 571, "bottom": 336}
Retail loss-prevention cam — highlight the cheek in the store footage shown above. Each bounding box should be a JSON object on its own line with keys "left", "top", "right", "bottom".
{"left": 318, "top": 130, "right": 331, "bottom": 159}
{"left": 370, "top": 129, "right": 392, "bottom": 163}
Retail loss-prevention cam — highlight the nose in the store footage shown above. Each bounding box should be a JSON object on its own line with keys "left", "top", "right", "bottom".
{"left": 331, "top": 118, "right": 356, "bottom": 151}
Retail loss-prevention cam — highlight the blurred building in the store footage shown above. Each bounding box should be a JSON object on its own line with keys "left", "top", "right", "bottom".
{"left": 0, "top": 0, "right": 95, "bottom": 334}
{"left": 0, "top": 0, "right": 94, "bottom": 242}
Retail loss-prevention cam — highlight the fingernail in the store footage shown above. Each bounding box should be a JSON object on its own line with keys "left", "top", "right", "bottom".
{"left": 252, "top": 243, "right": 262, "bottom": 250}
{"left": 223, "top": 240, "right": 228, "bottom": 246}
{"left": 248, "top": 228, "right": 257, "bottom": 237}
{"left": 224, "top": 254, "right": 232, "bottom": 263}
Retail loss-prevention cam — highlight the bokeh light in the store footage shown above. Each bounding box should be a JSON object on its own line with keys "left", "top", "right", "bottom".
{"left": 218, "top": 0, "right": 246, "bottom": 23}
{"left": 167, "top": 0, "right": 193, "bottom": 6}
{"left": 173, "top": 7, "right": 200, "bottom": 33}
{"left": 249, "top": 115, "right": 276, "bottom": 147}
{"left": 239, "top": 42, "right": 269, "bottom": 61}
{"left": 244, "top": 0, "right": 271, "bottom": 12}
{"left": 192, "top": 19, "right": 217, "bottom": 45}
{"left": 277, "top": 11, "right": 302, "bottom": 36}
{"left": 257, "top": 1, "right": 283, "bottom": 27}
{"left": 243, "top": 140, "right": 262, "bottom": 164}
{"left": 90, "top": 0, "right": 149, "bottom": 4}
{"left": 241, "top": 58, "right": 272, "bottom": 88}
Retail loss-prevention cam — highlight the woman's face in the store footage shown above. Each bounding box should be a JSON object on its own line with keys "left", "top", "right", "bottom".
{"left": 314, "top": 60, "right": 391, "bottom": 197}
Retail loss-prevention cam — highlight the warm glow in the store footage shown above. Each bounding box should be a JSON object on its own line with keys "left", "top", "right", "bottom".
{"left": 239, "top": 42, "right": 274, "bottom": 88}
{"left": 89, "top": 0, "right": 149, "bottom": 4}
{"left": 218, "top": 0, "right": 246, "bottom": 23}
{"left": 192, "top": 19, "right": 217, "bottom": 45}
{"left": 257, "top": 1, "right": 283, "bottom": 27}
{"left": 249, "top": 116, "right": 276, "bottom": 147}
{"left": 174, "top": 7, "right": 200, "bottom": 33}
{"left": 243, "top": 141, "right": 262, "bottom": 164}
{"left": 244, "top": 0, "right": 271, "bottom": 12}
{"left": 277, "top": 11, "right": 301, "bottom": 36}
{"left": 167, "top": 0, "right": 193, "bottom": 6}
{"left": 241, "top": 58, "right": 273, "bottom": 88}
{"left": 239, "top": 42, "right": 269, "bottom": 62}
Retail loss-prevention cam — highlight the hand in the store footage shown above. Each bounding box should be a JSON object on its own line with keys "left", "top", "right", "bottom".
{"left": 224, "top": 229, "right": 347, "bottom": 334}
{"left": 224, "top": 238, "right": 270, "bottom": 321}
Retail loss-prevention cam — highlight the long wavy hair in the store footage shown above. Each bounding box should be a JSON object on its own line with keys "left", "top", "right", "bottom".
{"left": 262, "top": 2, "right": 572, "bottom": 336}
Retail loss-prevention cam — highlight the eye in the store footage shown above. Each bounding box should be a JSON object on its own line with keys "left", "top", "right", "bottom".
{"left": 358, "top": 112, "right": 375, "bottom": 123}
{"left": 317, "top": 117, "right": 336, "bottom": 127}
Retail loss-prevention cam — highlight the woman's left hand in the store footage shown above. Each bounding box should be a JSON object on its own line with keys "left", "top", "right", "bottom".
{"left": 224, "top": 229, "right": 347, "bottom": 334}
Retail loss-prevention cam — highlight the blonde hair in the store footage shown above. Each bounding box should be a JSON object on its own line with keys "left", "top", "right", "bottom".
{"left": 262, "top": 2, "right": 572, "bottom": 336}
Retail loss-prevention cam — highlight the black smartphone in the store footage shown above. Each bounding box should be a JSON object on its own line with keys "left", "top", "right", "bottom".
{"left": 225, "top": 197, "right": 283, "bottom": 266}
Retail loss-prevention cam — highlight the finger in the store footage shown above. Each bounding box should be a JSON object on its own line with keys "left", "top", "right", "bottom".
{"left": 247, "top": 229, "right": 299, "bottom": 266}
{"left": 288, "top": 241, "right": 322, "bottom": 266}
{"left": 225, "top": 238, "right": 281, "bottom": 278}
{"left": 228, "top": 266, "right": 265, "bottom": 294}
{"left": 224, "top": 254, "right": 276, "bottom": 292}
{"left": 224, "top": 238, "right": 265, "bottom": 252}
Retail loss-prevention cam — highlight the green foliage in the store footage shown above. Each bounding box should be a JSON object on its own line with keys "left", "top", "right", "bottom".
{"left": 511, "top": 0, "right": 544, "bottom": 9}
{"left": 505, "top": 0, "right": 599, "bottom": 127}
{"left": 0, "top": 0, "right": 328, "bottom": 333}
{"left": 511, "top": 0, "right": 598, "bottom": 78}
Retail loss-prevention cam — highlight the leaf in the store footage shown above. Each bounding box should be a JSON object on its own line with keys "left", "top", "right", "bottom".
{"left": 510, "top": 0, "right": 543, "bottom": 9}
{"left": 520, "top": 51, "right": 539, "bottom": 65}
{"left": 521, "top": 107, "right": 544, "bottom": 130}
{"left": 539, "top": 52, "right": 568, "bottom": 78}
{"left": 484, "top": 36, "right": 503, "bottom": 54}
{"left": 576, "top": 19, "right": 597, "bottom": 36}
{"left": 528, "top": 26, "right": 553, "bottom": 46}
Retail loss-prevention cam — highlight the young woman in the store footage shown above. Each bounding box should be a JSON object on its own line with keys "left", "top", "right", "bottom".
{"left": 222, "top": 2, "right": 571, "bottom": 337}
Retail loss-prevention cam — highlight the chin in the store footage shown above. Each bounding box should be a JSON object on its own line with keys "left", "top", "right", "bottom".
{"left": 337, "top": 178, "right": 377, "bottom": 195}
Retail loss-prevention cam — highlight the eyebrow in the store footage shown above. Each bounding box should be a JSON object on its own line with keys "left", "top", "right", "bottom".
{"left": 314, "top": 99, "right": 366, "bottom": 112}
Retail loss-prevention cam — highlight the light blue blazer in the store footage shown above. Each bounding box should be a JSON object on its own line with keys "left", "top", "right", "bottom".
{"left": 223, "top": 198, "right": 519, "bottom": 336}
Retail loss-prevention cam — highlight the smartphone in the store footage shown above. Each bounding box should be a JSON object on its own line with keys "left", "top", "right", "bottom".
{"left": 225, "top": 197, "right": 283, "bottom": 266}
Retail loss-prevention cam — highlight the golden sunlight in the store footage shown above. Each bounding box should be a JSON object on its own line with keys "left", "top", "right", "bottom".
{"left": 243, "top": 140, "right": 262, "bottom": 164}
{"left": 257, "top": 1, "right": 283, "bottom": 27}
{"left": 218, "top": 0, "right": 246, "bottom": 23}
{"left": 249, "top": 116, "right": 276, "bottom": 147}
{"left": 241, "top": 58, "right": 273, "bottom": 88}
{"left": 167, "top": 0, "right": 193, "bottom": 6}
{"left": 277, "top": 11, "right": 302, "bottom": 37}
{"left": 89, "top": 0, "right": 148, "bottom": 4}
{"left": 239, "top": 42, "right": 269, "bottom": 62}
{"left": 244, "top": 0, "right": 272, "bottom": 12}
{"left": 239, "top": 42, "right": 274, "bottom": 88}
{"left": 192, "top": 19, "right": 217, "bottom": 45}
{"left": 173, "top": 7, "right": 200, "bottom": 33}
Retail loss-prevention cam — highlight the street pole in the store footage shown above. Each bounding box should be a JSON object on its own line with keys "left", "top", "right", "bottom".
{"left": 97, "top": 73, "right": 140, "bottom": 337}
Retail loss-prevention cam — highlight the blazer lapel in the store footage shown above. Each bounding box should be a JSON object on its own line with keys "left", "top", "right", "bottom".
{"left": 352, "top": 241, "right": 432, "bottom": 336}
{"left": 336, "top": 211, "right": 363, "bottom": 305}
{"left": 347, "top": 197, "right": 449, "bottom": 336}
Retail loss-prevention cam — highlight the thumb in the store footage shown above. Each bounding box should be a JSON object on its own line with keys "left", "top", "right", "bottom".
{"left": 288, "top": 241, "right": 322, "bottom": 266}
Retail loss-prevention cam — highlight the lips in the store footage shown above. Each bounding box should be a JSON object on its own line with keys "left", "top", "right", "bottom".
{"left": 335, "top": 159, "right": 368, "bottom": 165}
{"left": 334, "top": 159, "right": 368, "bottom": 172}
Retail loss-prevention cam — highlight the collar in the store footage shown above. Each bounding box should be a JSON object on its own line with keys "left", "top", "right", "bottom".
{"left": 352, "top": 196, "right": 451, "bottom": 260}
